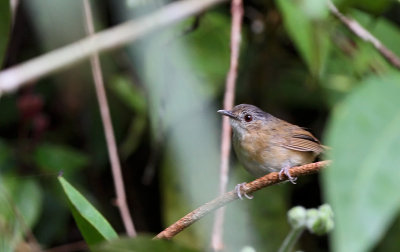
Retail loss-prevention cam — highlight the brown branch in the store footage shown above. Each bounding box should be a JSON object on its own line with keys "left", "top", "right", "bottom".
{"left": 211, "top": 0, "right": 244, "bottom": 250}
{"left": 83, "top": 0, "right": 136, "bottom": 237}
{"left": 328, "top": 0, "right": 400, "bottom": 70}
{"left": 155, "top": 160, "right": 331, "bottom": 240}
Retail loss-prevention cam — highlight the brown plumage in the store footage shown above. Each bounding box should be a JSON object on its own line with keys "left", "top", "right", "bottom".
{"left": 218, "top": 104, "right": 324, "bottom": 183}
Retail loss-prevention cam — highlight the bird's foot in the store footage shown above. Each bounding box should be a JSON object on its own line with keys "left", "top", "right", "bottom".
{"left": 279, "top": 167, "right": 297, "bottom": 184}
{"left": 235, "top": 182, "right": 253, "bottom": 200}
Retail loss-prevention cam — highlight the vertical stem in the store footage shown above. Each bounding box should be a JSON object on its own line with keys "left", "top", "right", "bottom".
{"left": 10, "top": 0, "right": 19, "bottom": 26}
{"left": 211, "top": 0, "right": 243, "bottom": 250}
{"left": 82, "top": 0, "right": 136, "bottom": 237}
{"left": 277, "top": 227, "right": 305, "bottom": 252}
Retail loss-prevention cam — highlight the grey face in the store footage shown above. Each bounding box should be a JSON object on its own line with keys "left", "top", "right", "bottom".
{"left": 217, "top": 104, "right": 271, "bottom": 134}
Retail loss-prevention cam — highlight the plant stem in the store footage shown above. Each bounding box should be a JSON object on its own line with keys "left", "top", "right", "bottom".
{"left": 278, "top": 226, "right": 306, "bottom": 252}
{"left": 83, "top": 0, "right": 136, "bottom": 237}
{"left": 211, "top": 0, "right": 243, "bottom": 250}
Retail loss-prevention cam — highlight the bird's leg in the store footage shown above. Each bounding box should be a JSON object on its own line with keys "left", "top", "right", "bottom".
{"left": 235, "top": 182, "right": 253, "bottom": 200}
{"left": 279, "top": 165, "right": 297, "bottom": 184}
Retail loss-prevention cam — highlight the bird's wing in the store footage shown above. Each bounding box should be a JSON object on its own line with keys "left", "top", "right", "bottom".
{"left": 282, "top": 128, "right": 324, "bottom": 154}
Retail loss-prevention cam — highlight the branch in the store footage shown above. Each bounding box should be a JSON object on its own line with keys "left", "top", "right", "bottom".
{"left": 83, "top": 0, "right": 136, "bottom": 237}
{"left": 0, "top": 0, "right": 227, "bottom": 95}
{"left": 328, "top": 0, "right": 400, "bottom": 70}
{"left": 155, "top": 160, "right": 331, "bottom": 240}
{"left": 211, "top": 0, "right": 243, "bottom": 250}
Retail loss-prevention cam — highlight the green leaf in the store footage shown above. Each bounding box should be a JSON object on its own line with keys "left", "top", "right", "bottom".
{"left": 0, "top": 0, "right": 11, "bottom": 65}
{"left": 277, "top": 0, "right": 330, "bottom": 78}
{"left": 323, "top": 73, "right": 400, "bottom": 252}
{"left": 120, "top": 115, "right": 147, "bottom": 159}
{"left": 348, "top": 10, "right": 400, "bottom": 68}
{"left": 58, "top": 177, "right": 118, "bottom": 246}
{"left": 94, "top": 235, "right": 198, "bottom": 252}
{"left": 0, "top": 176, "right": 42, "bottom": 252}
{"left": 109, "top": 76, "right": 147, "bottom": 114}
{"left": 34, "top": 143, "right": 89, "bottom": 173}
{"left": 352, "top": 13, "right": 400, "bottom": 59}
{"left": 183, "top": 12, "right": 232, "bottom": 95}
{"left": 371, "top": 19, "right": 400, "bottom": 58}
{"left": 333, "top": 0, "right": 393, "bottom": 16}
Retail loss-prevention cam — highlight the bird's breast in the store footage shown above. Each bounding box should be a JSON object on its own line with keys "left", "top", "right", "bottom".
{"left": 233, "top": 131, "right": 276, "bottom": 176}
{"left": 232, "top": 130, "right": 316, "bottom": 177}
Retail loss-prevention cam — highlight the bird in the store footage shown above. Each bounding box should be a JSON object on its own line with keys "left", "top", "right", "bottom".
{"left": 218, "top": 104, "right": 324, "bottom": 199}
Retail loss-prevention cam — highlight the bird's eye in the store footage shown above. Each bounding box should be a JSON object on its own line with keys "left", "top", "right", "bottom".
{"left": 244, "top": 114, "right": 253, "bottom": 122}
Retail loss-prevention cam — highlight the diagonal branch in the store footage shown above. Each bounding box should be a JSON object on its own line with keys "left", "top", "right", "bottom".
{"left": 328, "top": 0, "right": 400, "bottom": 69}
{"left": 211, "top": 0, "right": 243, "bottom": 250}
{"left": 83, "top": 0, "right": 136, "bottom": 237}
{"left": 0, "top": 0, "right": 228, "bottom": 95}
{"left": 155, "top": 160, "right": 331, "bottom": 240}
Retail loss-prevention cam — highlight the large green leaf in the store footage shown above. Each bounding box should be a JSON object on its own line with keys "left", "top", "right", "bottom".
{"left": 34, "top": 143, "right": 89, "bottom": 174}
{"left": 58, "top": 177, "right": 118, "bottom": 246}
{"left": 323, "top": 73, "right": 400, "bottom": 252}
{"left": 277, "top": 0, "right": 330, "bottom": 78}
{"left": 94, "top": 235, "right": 198, "bottom": 252}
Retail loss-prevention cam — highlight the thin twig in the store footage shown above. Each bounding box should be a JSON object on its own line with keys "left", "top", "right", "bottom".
{"left": 0, "top": 0, "right": 227, "bottom": 94}
{"left": 211, "top": 0, "right": 243, "bottom": 250}
{"left": 328, "top": 0, "right": 400, "bottom": 69}
{"left": 83, "top": 0, "right": 136, "bottom": 237}
{"left": 155, "top": 160, "right": 331, "bottom": 240}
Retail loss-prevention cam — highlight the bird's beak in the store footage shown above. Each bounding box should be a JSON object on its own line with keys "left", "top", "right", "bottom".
{"left": 217, "top": 110, "right": 238, "bottom": 120}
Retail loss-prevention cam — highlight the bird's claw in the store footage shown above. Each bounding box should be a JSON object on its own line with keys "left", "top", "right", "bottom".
{"left": 235, "top": 183, "right": 253, "bottom": 200}
{"left": 279, "top": 167, "right": 297, "bottom": 184}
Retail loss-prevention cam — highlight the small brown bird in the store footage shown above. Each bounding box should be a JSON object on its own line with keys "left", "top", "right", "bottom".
{"left": 218, "top": 104, "right": 324, "bottom": 199}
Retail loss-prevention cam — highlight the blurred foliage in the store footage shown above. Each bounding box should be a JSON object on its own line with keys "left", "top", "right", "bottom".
{"left": 25, "top": 0, "right": 86, "bottom": 50}
{"left": 0, "top": 175, "right": 42, "bottom": 252}
{"left": 333, "top": 0, "right": 395, "bottom": 15}
{"left": 109, "top": 75, "right": 148, "bottom": 158}
{"left": 34, "top": 143, "right": 89, "bottom": 174}
{"left": 94, "top": 235, "right": 198, "bottom": 252}
{"left": 158, "top": 11, "right": 232, "bottom": 249}
{"left": 323, "top": 73, "right": 400, "bottom": 252}
{"left": 277, "top": 0, "right": 330, "bottom": 78}
{"left": 0, "top": 0, "right": 400, "bottom": 251}
{"left": 182, "top": 12, "right": 232, "bottom": 95}
{"left": 0, "top": 0, "right": 10, "bottom": 66}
